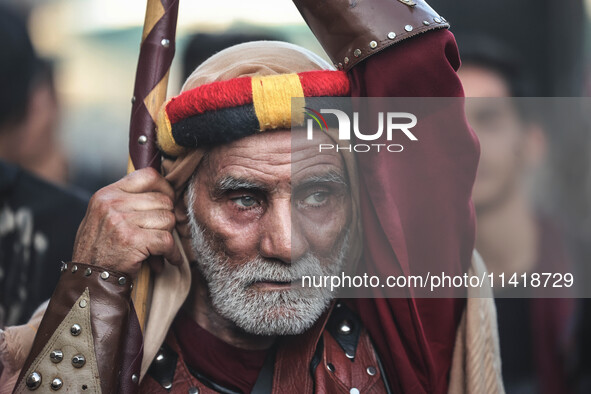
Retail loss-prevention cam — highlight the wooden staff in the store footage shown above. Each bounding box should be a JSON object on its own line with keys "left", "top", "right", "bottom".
{"left": 128, "top": 0, "right": 179, "bottom": 331}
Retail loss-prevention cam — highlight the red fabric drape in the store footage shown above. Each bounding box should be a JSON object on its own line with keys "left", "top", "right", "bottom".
{"left": 349, "top": 29, "right": 479, "bottom": 394}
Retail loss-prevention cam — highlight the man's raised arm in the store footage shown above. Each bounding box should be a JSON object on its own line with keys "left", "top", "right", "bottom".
{"left": 294, "top": 1, "right": 485, "bottom": 393}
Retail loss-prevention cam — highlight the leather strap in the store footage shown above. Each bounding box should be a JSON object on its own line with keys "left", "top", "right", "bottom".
{"left": 293, "top": 0, "right": 449, "bottom": 71}
{"left": 250, "top": 346, "right": 276, "bottom": 394}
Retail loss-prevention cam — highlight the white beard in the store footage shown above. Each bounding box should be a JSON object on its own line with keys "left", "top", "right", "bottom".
{"left": 186, "top": 184, "right": 349, "bottom": 336}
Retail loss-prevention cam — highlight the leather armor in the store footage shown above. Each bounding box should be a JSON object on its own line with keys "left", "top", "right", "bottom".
{"left": 142, "top": 302, "right": 391, "bottom": 393}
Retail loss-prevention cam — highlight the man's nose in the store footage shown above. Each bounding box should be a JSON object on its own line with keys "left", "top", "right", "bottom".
{"left": 259, "top": 198, "right": 306, "bottom": 264}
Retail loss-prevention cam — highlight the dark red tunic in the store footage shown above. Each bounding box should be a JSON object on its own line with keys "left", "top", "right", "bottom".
{"left": 174, "top": 311, "right": 268, "bottom": 393}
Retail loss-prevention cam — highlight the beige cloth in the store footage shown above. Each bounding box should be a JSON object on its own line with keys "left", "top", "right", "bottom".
{"left": 449, "top": 251, "right": 505, "bottom": 394}
{"left": 0, "top": 301, "right": 47, "bottom": 394}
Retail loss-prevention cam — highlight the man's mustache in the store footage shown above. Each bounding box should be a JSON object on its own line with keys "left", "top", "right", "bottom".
{"left": 235, "top": 254, "right": 326, "bottom": 286}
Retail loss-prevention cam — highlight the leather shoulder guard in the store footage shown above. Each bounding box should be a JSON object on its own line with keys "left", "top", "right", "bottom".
{"left": 293, "top": 0, "right": 449, "bottom": 71}
{"left": 12, "top": 263, "right": 133, "bottom": 394}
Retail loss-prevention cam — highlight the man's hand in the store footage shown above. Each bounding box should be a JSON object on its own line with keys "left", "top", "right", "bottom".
{"left": 72, "top": 167, "right": 182, "bottom": 277}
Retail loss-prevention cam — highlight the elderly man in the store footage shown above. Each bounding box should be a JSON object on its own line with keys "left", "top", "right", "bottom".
{"left": 3, "top": 1, "right": 502, "bottom": 393}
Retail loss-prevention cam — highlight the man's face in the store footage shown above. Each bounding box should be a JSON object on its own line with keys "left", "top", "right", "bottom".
{"left": 186, "top": 130, "right": 352, "bottom": 336}
{"left": 459, "top": 65, "right": 529, "bottom": 212}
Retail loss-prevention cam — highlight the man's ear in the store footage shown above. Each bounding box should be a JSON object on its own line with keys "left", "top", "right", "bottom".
{"left": 523, "top": 122, "right": 547, "bottom": 169}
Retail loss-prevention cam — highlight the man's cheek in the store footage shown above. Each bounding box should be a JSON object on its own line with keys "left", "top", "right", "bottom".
{"left": 205, "top": 207, "right": 261, "bottom": 235}
{"left": 215, "top": 230, "right": 261, "bottom": 260}
{"left": 298, "top": 214, "right": 349, "bottom": 256}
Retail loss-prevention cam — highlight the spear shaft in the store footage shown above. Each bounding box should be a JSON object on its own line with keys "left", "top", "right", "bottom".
{"left": 128, "top": 0, "right": 179, "bottom": 331}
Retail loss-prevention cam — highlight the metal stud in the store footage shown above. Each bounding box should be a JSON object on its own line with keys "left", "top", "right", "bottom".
{"left": 367, "top": 366, "right": 377, "bottom": 376}
{"left": 339, "top": 320, "right": 352, "bottom": 335}
{"left": 346, "top": 352, "right": 354, "bottom": 359}
{"left": 161, "top": 38, "right": 170, "bottom": 48}
{"left": 138, "top": 135, "right": 148, "bottom": 145}
{"left": 350, "top": 389, "right": 360, "bottom": 394}
{"left": 353, "top": 49, "right": 362, "bottom": 58}
{"left": 405, "top": 25, "right": 413, "bottom": 32}
{"left": 84, "top": 268, "right": 92, "bottom": 276}
{"left": 434, "top": 17, "right": 442, "bottom": 23}
{"left": 387, "top": 32, "right": 396, "bottom": 40}
{"left": 327, "top": 363, "right": 335, "bottom": 372}
{"left": 369, "top": 40, "right": 378, "bottom": 49}
{"left": 50, "top": 377, "right": 63, "bottom": 391}
{"left": 118, "top": 276, "right": 126, "bottom": 285}
{"left": 50, "top": 350, "right": 63, "bottom": 363}
{"left": 100, "top": 271, "right": 110, "bottom": 280}
{"left": 344, "top": 57, "right": 349, "bottom": 65}
{"left": 25, "top": 371, "right": 42, "bottom": 390}
{"left": 131, "top": 374, "right": 139, "bottom": 383}
{"left": 72, "top": 354, "right": 86, "bottom": 368}
{"left": 188, "top": 388, "right": 200, "bottom": 394}
{"left": 70, "top": 324, "right": 82, "bottom": 336}
{"left": 423, "top": 20, "right": 430, "bottom": 25}
{"left": 156, "top": 353, "right": 165, "bottom": 362}
{"left": 71, "top": 265, "right": 78, "bottom": 273}
{"left": 163, "top": 381, "right": 173, "bottom": 390}
{"left": 60, "top": 262, "right": 68, "bottom": 272}
{"left": 79, "top": 299, "right": 87, "bottom": 308}
{"left": 131, "top": 96, "right": 136, "bottom": 104}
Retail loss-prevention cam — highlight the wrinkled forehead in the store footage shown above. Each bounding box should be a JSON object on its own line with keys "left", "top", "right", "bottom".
{"left": 194, "top": 130, "right": 347, "bottom": 188}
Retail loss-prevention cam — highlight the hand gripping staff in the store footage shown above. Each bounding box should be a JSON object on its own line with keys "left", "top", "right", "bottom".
{"left": 128, "top": 0, "right": 179, "bottom": 332}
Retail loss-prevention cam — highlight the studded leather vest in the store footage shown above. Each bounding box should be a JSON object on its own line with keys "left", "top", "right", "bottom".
{"left": 142, "top": 302, "right": 391, "bottom": 394}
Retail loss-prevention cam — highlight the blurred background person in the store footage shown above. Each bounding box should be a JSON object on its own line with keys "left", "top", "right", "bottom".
{"left": 458, "top": 38, "right": 577, "bottom": 394}
{"left": 428, "top": 1, "right": 590, "bottom": 392}
{"left": 429, "top": 0, "right": 586, "bottom": 97}
{"left": 0, "top": 6, "right": 67, "bottom": 186}
{"left": 0, "top": 3, "right": 88, "bottom": 327}
{"left": 181, "top": 32, "right": 278, "bottom": 82}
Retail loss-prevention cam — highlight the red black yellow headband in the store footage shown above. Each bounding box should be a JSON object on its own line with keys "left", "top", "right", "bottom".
{"left": 156, "top": 70, "right": 350, "bottom": 156}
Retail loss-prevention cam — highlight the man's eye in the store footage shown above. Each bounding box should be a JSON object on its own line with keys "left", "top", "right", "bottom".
{"left": 232, "top": 196, "right": 258, "bottom": 208}
{"left": 303, "top": 192, "right": 328, "bottom": 207}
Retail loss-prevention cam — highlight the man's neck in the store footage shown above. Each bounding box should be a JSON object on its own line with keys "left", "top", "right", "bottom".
{"left": 475, "top": 190, "right": 539, "bottom": 276}
{"left": 185, "top": 271, "right": 277, "bottom": 351}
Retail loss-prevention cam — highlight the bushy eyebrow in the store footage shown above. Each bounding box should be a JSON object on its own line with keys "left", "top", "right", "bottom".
{"left": 297, "top": 170, "right": 348, "bottom": 188}
{"left": 211, "top": 171, "right": 347, "bottom": 198}
{"left": 211, "top": 175, "right": 271, "bottom": 198}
